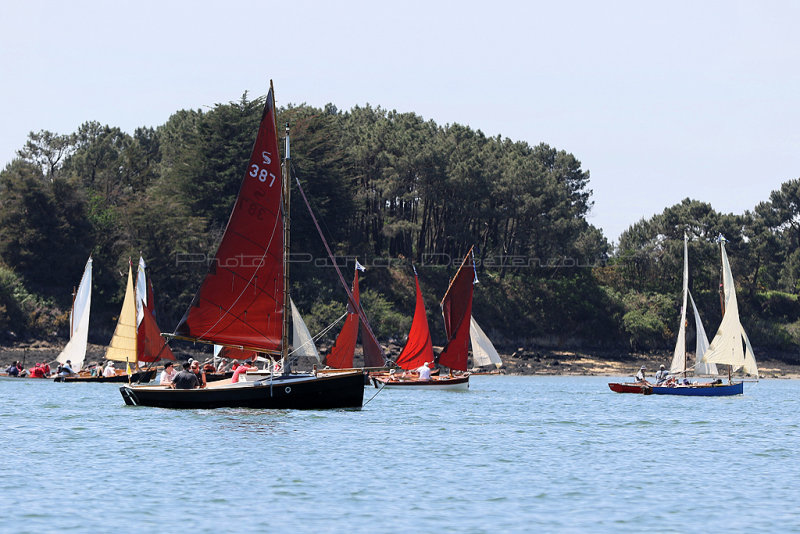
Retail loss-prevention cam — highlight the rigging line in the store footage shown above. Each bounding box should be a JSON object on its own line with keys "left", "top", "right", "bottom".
{"left": 189, "top": 194, "right": 283, "bottom": 345}
{"left": 287, "top": 312, "right": 347, "bottom": 358}
{"left": 362, "top": 379, "right": 386, "bottom": 407}
{"left": 294, "top": 174, "right": 386, "bottom": 362}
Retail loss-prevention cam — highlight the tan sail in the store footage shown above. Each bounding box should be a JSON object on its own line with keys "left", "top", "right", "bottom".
{"left": 105, "top": 263, "right": 138, "bottom": 364}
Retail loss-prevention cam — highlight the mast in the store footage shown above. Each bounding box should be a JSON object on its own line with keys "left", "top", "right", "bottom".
{"left": 281, "top": 109, "right": 291, "bottom": 371}
{"left": 70, "top": 286, "right": 76, "bottom": 339}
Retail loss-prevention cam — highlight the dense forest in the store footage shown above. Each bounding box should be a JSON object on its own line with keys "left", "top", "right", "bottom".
{"left": 1, "top": 93, "right": 799, "bottom": 360}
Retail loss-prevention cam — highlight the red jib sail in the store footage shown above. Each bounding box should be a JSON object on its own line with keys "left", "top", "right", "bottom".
{"left": 438, "top": 249, "right": 475, "bottom": 371}
{"left": 174, "top": 88, "right": 284, "bottom": 352}
{"left": 138, "top": 277, "right": 176, "bottom": 362}
{"left": 394, "top": 272, "right": 434, "bottom": 370}
{"left": 326, "top": 269, "right": 361, "bottom": 369}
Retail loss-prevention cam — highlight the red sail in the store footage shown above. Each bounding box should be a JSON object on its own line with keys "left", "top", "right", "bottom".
{"left": 326, "top": 269, "right": 360, "bottom": 369}
{"left": 438, "top": 250, "right": 475, "bottom": 371}
{"left": 218, "top": 346, "right": 257, "bottom": 361}
{"left": 394, "top": 273, "right": 434, "bottom": 370}
{"left": 138, "top": 278, "right": 176, "bottom": 362}
{"left": 175, "top": 88, "right": 284, "bottom": 352}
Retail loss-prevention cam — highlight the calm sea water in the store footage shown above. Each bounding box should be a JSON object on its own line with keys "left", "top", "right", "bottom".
{"left": 1, "top": 375, "right": 799, "bottom": 533}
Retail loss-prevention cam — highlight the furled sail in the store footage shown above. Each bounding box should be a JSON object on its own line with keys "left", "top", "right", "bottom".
{"left": 105, "top": 262, "right": 138, "bottom": 363}
{"left": 326, "top": 269, "right": 361, "bottom": 369}
{"left": 290, "top": 298, "right": 320, "bottom": 363}
{"left": 438, "top": 250, "right": 475, "bottom": 372}
{"left": 174, "top": 88, "right": 284, "bottom": 352}
{"left": 700, "top": 240, "right": 758, "bottom": 376}
{"left": 136, "top": 258, "right": 175, "bottom": 363}
{"left": 394, "top": 272, "right": 434, "bottom": 370}
{"left": 57, "top": 257, "right": 92, "bottom": 370}
{"left": 469, "top": 316, "right": 502, "bottom": 368}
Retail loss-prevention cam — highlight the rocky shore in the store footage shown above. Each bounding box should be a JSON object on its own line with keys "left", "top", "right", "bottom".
{"left": 3, "top": 340, "right": 799, "bottom": 379}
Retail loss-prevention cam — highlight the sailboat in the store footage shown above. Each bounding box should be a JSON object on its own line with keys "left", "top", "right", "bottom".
{"left": 57, "top": 258, "right": 174, "bottom": 383}
{"left": 54, "top": 257, "right": 93, "bottom": 374}
{"left": 372, "top": 256, "right": 474, "bottom": 391}
{"left": 610, "top": 235, "right": 757, "bottom": 396}
{"left": 120, "top": 82, "right": 364, "bottom": 409}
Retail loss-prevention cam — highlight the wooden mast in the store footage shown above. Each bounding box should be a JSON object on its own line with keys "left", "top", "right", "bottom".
{"left": 280, "top": 81, "right": 291, "bottom": 374}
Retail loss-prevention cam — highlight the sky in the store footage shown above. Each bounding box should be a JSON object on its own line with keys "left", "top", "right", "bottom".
{"left": 1, "top": 0, "right": 798, "bottom": 242}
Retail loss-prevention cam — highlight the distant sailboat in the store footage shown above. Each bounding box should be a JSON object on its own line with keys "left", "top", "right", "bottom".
{"left": 56, "top": 257, "right": 92, "bottom": 372}
{"left": 668, "top": 234, "right": 718, "bottom": 377}
{"left": 58, "top": 257, "right": 174, "bottom": 383}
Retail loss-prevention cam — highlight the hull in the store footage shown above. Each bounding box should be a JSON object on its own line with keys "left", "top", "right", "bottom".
{"left": 54, "top": 369, "right": 157, "bottom": 383}
{"left": 608, "top": 382, "right": 652, "bottom": 394}
{"left": 372, "top": 375, "right": 469, "bottom": 390}
{"left": 651, "top": 382, "right": 744, "bottom": 396}
{"left": 204, "top": 371, "right": 233, "bottom": 383}
{"left": 119, "top": 371, "right": 364, "bottom": 409}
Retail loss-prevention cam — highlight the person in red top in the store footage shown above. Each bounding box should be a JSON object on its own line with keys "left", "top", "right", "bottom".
{"left": 30, "top": 364, "right": 46, "bottom": 378}
{"left": 231, "top": 360, "right": 257, "bottom": 383}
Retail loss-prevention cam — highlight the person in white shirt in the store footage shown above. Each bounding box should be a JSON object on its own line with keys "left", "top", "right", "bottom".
{"left": 103, "top": 361, "right": 117, "bottom": 377}
{"left": 416, "top": 362, "right": 433, "bottom": 381}
{"left": 635, "top": 365, "right": 650, "bottom": 385}
{"left": 160, "top": 361, "right": 177, "bottom": 385}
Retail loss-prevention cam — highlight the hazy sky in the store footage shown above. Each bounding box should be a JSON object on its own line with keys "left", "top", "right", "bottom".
{"left": 1, "top": 0, "right": 798, "bottom": 242}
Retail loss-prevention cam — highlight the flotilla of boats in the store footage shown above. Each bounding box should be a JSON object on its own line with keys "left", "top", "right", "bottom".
{"left": 1, "top": 81, "right": 764, "bottom": 405}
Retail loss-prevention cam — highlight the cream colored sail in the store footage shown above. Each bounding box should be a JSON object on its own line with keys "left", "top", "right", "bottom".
{"left": 689, "top": 290, "right": 717, "bottom": 375}
{"left": 669, "top": 234, "right": 690, "bottom": 375}
{"left": 290, "top": 298, "right": 321, "bottom": 363}
{"left": 105, "top": 263, "right": 138, "bottom": 364}
{"left": 57, "top": 257, "right": 92, "bottom": 370}
{"left": 470, "top": 316, "right": 502, "bottom": 368}
{"left": 135, "top": 257, "right": 147, "bottom": 327}
{"left": 700, "top": 241, "right": 758, "bottom": 377}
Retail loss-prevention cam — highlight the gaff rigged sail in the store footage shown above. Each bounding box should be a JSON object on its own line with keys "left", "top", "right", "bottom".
{"left": 175, "top": 88, "right": 284, "bottom": 352}
{"left": 438, "top": 249, "right": 475, "bottom": 372}
{"left": 394, "top": 272, "right": 434, "bottom": 370}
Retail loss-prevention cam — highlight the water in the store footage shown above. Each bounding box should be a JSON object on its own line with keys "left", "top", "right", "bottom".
{"left": 1, "top": 375, "right": 799, "bottom": 533}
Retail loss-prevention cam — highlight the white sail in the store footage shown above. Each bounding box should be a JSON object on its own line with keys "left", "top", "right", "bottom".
{"left": 469, "top": 316, "right": 502, "bottom": 368}
{"left": 689, "top": 290, "right": 717, "bottom": 375}
{"left": 57, "top": 257, "right": 92, "bottom": 370}
{"left": 290, "top": 298, "right": 321, "bottom": 363}
{"left": 700, "top": 241, "right": 759, "bottom": 377}
{"left": 135, "top": 257, "right": 147, "bottom": 327}
{"left": 669, "top": 234, "right": 690, "bottom": 375}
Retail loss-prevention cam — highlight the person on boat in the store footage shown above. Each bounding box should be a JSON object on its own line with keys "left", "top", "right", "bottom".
{"left": 231, "top": 359, "right": 257, "bottom": 384}
{"left": 190, "top": 360, "right": 207, "bottom": 388}
{"left": 103, "top": 361, "right": 117, "bottom": 377}
{"left": 634, "top": 365, "right": 650, "bottom": 385}
{"left": 655, "top": 364, "right": 669, "bottom": 384}
{"left": 58, "top": 360, "right": 76, "bottom": 377}
{"left": 30, "top": 363, "right": 47, "bottom": 378}
{"left": 202, "top": 361, "right": 216, "bottom": 374}
{"left": 5, "top": 361, "right": 19, "bottom": 376}
{"left": 416, "top": 362, "right": 434, "bottom": 381}
{"left": 89, "top": 362, "right": 102, "bottom": 377}
{"left": 171, "top": 362, "right": 199, "bottom": 389}
{"left": 160, "top": 361, "right": 177, "bottom": 386}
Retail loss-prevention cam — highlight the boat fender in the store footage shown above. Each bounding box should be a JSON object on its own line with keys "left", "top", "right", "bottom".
{"left": 642, "top": 386, "right": 653, "bottom": 395}
{"left": 284, "top": 386, "right": 291, "bottom": 394}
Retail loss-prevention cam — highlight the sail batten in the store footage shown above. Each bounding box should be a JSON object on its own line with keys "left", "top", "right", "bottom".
{"left": 174, "top": 88, "right": 284, "bottom": 351}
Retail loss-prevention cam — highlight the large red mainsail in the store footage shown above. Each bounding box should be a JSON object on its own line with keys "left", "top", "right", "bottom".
{"left": 175, "top": 88, "right": 284, "bottom": 352}
{"left": 438, "top": 249, "right": 475, "bottom": 372}
{"left": 326, "top": 269, "right": 361, "bottom": 369}
{"left": 394, "top": 272, "right": 434, "bottom": 370}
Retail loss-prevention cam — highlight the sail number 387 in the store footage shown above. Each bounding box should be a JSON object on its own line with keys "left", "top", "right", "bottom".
{"left": 249, "top": 151, "right": 276, "bottom": 187}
